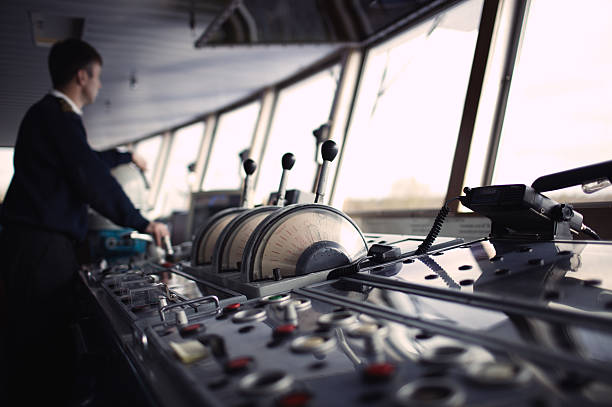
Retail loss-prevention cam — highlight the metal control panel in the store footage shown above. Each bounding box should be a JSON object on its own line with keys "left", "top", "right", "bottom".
{"left": 81, "top": 237, "right": 612, "bottom": 407}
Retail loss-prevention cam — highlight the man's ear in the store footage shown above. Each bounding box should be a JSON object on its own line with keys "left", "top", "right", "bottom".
{"left": 76, "top": 68, "right": 88, "bottom": 86}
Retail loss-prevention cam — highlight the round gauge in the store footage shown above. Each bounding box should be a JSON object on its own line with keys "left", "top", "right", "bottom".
{"left": 242, "top": 204, "right": 368, "bottom": 282}
{"left": 191, "top": 208, "right": 246, "bottom": 266}
{"left": 211, "top": 206, "right": 278, "bottom": 273}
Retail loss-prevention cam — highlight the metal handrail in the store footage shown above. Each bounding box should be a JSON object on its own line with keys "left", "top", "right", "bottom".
{"left": 158, "top": 295, "right": 220, "bottom": 322}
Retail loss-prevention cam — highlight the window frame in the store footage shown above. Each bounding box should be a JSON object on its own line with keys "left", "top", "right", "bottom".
{"left": 110, "top": 0, "right": 612, "bottom": 238}
{"left": 331, "top": 0, "right": 498, "bottom": 216}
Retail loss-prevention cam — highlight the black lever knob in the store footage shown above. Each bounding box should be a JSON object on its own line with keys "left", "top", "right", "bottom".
{"left": 321, "top": 140, "right": 338, "bottom": 162}
{"left": 243, "top": 159, "right": 257, "bottom": 176}
{"left": 313, "top": 123, "right": 330, "bottom": 142}
{"left": 282, "top": 153, "right": 296, "bottom": 170}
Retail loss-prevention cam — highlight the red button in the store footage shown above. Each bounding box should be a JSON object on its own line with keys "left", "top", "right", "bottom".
{"left": 180, "top": 323, "right": 203, "bottom": 335}
{"left": 277, "top": 391, "right": 312, "bottom": 407}
{"left": 274, "top": 324, "right": 297, "bottom": 338}
{"left": 224, "top": 303, "right": 242, "bottom": 312}
{"left": 225, "top": 356, "right": 254, "bottom": 373}
{"left": 364, "top": 363, "right": 396, "bottom": 382}
{"left": 162, "top": 262, "right": 174, "bottom": 268}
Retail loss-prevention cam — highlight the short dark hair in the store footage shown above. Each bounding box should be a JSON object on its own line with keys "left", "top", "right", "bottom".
{"left": 48, "top": 38, "right": 103, "bottom": 88}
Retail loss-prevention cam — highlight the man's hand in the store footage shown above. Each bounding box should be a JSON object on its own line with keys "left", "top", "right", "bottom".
{"left": 145, "top": 221, "right": 169, "bottom": 247}
{"left": 132, "top": 153, "right": 148, "bottom": 172}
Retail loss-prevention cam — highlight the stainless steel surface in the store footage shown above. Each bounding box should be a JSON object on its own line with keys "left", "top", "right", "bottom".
{"left": 79, "top": 234, "right": 612, "bottom": 406}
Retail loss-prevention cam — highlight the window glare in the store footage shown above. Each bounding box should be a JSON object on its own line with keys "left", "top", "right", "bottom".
{"left": 0, "top": 148, "right": 14, "bottom": 202}
{"left": 334, "top": 0, "right": 483, "bottom": 212}
{"left": 202, "top": 102, "right": 260, "bottom": 191}
{"left": 157, "top": 122, "right": 204, "bottom": 216}
{"left": 254, "top": 66, "right": 340, "bottom": 205}
{"left": 493, "top": 0, "right": 612, "bottom": 203}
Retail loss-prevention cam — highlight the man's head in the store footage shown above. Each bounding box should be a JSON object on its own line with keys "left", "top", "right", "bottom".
{"left": 48, "top": 39, "right": 103, "bottom": 106}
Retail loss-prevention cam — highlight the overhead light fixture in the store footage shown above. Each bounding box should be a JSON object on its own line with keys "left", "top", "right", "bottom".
{"left": 29, "top": 11, "right": 84, "bottom": 47}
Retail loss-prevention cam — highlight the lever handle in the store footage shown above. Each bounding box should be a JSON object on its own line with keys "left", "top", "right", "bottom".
{"left": 282, "top": 153, "right": 296, "bottom": 170}
{"left": 321, "top": 139, "right": 338, "bottom": 162}
{"left": 243, "top": 159, "right": 257, "bottom": 176}
{"left": 277, "top": 153, "right": 295, "bottom": 206}
{"left": 241, "top": 159, "right": 257, "bottom": 208}
{"left": 531, "top": 160, "right": 612, "bottom": 193}
{"left": 163, "top": 235, "right": 175, "bottom": 262}
{"left": 314, "top": 140, "right": 338, "bottom": 203}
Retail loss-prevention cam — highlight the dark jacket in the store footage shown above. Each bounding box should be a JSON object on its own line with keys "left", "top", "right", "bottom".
{"left": 97, "top": 148, "right": 133, "bottom": 169}
{"left": 1, "top": 94, "right": 149, "bottom": 241}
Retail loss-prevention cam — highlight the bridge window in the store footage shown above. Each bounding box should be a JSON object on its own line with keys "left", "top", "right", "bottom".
{"left": 492, "top": 0, "right": 612, "bottom": 203}
{"left": 333, "top": 0, "right": 484, "bottom": 213}
{"left": 254, "top": 65, "right": 341, "bottom": 205}
{"left": 0, "top": 147, "right": 14, "bottom": 203}
{"left": 202, "top": 101, "right": 260, "bottom": 191}
{"left": 156, "top": 122, "right": 205, "bottom": 216}
{"left": 133, "top": 135, "right": 163, "bottom": 209}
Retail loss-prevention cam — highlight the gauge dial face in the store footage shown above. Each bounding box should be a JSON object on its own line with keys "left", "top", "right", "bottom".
{"left": 249, "top": 207, "right": 367, "bottom": 281}
{"left": 196, "top": 213, "right": 240, "bottom": 264}
{"left": 223, "top": 211, "right": 273, "bottom": 271}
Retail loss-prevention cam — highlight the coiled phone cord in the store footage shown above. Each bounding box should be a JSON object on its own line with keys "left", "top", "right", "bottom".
{"left": 415, "top": 197, "right": 460, "bottom": 255}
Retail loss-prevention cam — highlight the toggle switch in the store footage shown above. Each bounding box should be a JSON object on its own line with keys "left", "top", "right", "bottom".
{"left": 175, "top": 309, "right": 188, "bottom": 326}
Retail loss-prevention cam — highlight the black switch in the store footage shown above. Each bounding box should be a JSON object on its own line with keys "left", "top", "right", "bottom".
{"left": 198, "top": 334, "right": 227, "bottom": 359}
{"left": 368, "top": 244, "right": 401, "bottom": 262}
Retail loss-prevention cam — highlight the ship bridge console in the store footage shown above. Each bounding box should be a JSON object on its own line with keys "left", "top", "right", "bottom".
{"left": 77, "top": 154, "right": 612, "bottom": 406}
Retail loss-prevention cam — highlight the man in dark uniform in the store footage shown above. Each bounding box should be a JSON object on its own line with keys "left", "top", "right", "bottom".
{"left": 0, "top": 38, "right": 168, "bottom": 404}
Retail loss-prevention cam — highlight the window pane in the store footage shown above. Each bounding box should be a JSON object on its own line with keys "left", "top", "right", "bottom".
{"left": 492, "top": 0, "right": 612, "bottom": 203}
{"left": 134, "top": 135, "right": 163, "bottom": 208}
{"left": 253, "top": 66, "right": 340, "bottom": 205}
{"left": 202, "top": 102, "right": 260, "bottom": 191}
{"left": 134, "top": 135, "right": 162, "bottom": 186}
{"left": 0, "top": 148, "right": 14, "bottom": 202}
{"left": 157, "top": 122, "right": 204, "bottom": 216}
{"left": 333, "top": 0, "right": 484, "bottom": 212}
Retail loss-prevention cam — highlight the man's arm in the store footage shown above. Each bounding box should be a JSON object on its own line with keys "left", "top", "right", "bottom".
{"left": 96, "top": 148, "right": 132, "bottom": 169}
{"left": 54, "top": 114, "right": 160, "bottom": 236}
{"left": 97, "top": 148, "right": 148, "bottom": 171}
{"left": 145, "top": 222, "right": 169, "bottom": 247}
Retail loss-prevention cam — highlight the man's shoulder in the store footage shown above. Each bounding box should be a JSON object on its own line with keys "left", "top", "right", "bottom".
{"left": 27, "top": 95, "right": 79, "bottom": 122}
{"left": 25, "top": 95, "right": 59, "bottom": 117}
{"left": 18, "top": 95, "right": 83, "bottom": 143}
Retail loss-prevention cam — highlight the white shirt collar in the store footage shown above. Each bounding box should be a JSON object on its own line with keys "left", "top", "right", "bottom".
{"left": 50, "top": 89, "right": 83, "bottom": 116}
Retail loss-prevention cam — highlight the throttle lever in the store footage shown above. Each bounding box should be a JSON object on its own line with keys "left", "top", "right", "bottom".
{"left": 314, "top": 140, "right": 338, "bottom": 204}
{"left": 240, "top": 158, "right": 257, "bottom": 208}
{"left": 276, "top": 153, "right": 296, "bottom": 206}
{"left": 163, "top": 235, "right": 175, "bottom": 262}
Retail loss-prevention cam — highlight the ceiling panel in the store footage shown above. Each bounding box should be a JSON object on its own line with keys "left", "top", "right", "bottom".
{"left": 0, "top": 0, "right": 341, "bottom": 148}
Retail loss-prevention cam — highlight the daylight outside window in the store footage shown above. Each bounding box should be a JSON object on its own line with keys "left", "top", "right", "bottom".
{"left": 202, "top": 101, "right": 260, "bottom": 191}
{"left": 492, "top": 0, "right": 612, "bottom": 204}
{"left": 332, "top": 0, "right": 484, "bottom": 213}
{"left": 134, "top": 135, "right": 163, "bottom": 208}
{"left": 156, "top": 122, "right": 204, "bottom": 216}
{"left": 0, "top": 147, "right": 15, "bottom": 202}
{"left": 253, "top": 66, "right": 340, "bottom": 205}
